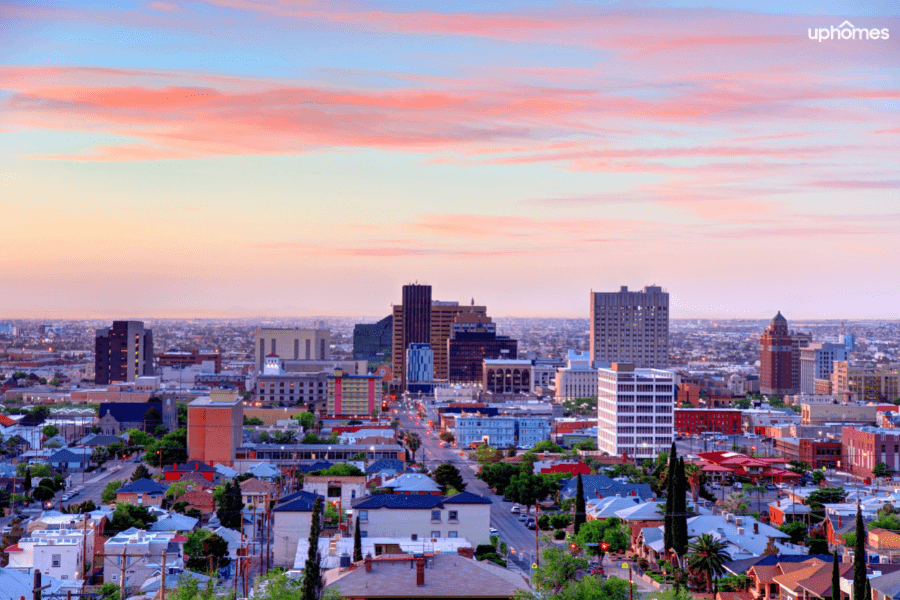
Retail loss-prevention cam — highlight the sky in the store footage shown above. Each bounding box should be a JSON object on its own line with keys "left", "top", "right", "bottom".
{"left": 1, "top": 0, "right": 898, "bottom": 320}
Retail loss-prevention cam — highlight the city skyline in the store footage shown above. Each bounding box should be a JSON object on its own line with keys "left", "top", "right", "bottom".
{"left": 2, "top": 1, "right": 899, "bottom": 319}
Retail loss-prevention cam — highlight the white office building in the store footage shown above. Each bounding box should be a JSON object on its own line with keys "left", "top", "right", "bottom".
{"left": 556, "top": 350, "right": 602, "bottom": 400}
{"left": 597, "top": 363, "right": 676, "bottom": 460}
{"left": 799, "top": 342, "right": 849, "bottom": 395}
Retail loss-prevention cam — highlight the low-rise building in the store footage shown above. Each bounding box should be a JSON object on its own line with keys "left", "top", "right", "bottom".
{"left": 103, "top": 528, "right": 186, "bottom": 589}
{"left": 115, "top": 478, "right": 169, "bottom": 507}
{"left": 802, "top": 403, "right": 878, "bottom": 426}
{"left": 302, "top": 475, "right": 368, "bottom": 507}
{"left": 5, "top": 529, "right": 85, "bottom": 579}
{"left": 674, "top": 408, "right": 742, "bottom": 436}
{"left": 842, "top": 426, "right": 900, "bottom": 479}
{"left": 381, "top": 473, "right": 442, "bottom": 495}
{"left": 455, "top": 416, "right": 550, "bottom": 448}
{"left": 351, "top": 492, "right": 491, "bottom": 547}
{"left": 239, "top": 477, "right": 275, "bottom": 510}
{"left": 554, "top": 350, "right": 597, "bottom": 400}
{"left": 271, "top": 490, "right": 324, "bottom": 567}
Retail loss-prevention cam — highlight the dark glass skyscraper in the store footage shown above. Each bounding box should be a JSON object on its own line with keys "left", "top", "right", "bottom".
{"left": 95, "top": 320, "right": 155, "bottom": 384}
{"left": 399, "top": 284, "right": 431, "bottom": 386}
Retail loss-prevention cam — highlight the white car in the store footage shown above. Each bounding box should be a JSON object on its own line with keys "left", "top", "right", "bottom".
{"left": 511, "top": 505, "right": 521, "bottom": 513}
{"left": 490, "top": 527, "right": 499, "bottom": 536}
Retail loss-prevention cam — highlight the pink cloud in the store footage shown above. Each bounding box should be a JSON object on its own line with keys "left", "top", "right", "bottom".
{"left": 36, "top": 144, "right": 196, "bottom": 161}
{"left": 808, "top": 180, "right": 900, "bottom": 189}
{"left": 149, "top": 1, "right": 180, "bottom": 11}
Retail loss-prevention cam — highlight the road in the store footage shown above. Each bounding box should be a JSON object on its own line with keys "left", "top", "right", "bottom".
{"left": 393, "top": 403, "right": 549, "bottom": 573}
{"left": 60, "top": 460, "right": 140, "bottom": 510}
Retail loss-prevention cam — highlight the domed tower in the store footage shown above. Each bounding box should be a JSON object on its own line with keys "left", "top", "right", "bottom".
{"left": 760, "top": 312, "right": 794, "bottom": 395}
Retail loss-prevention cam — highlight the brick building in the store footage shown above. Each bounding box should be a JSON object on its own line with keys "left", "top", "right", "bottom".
{"left": 187, "top": 389, "right": 243, "bottom": 466}
{"left": 759, "top": 312, "right": 795, "bottom": 395}
{"left": 674, "top": 408, "right": 742, "bottom": 436}
{"left": 842, "top": 425, "right": 900, "bottom": 479}
{"left": 157, "top": 350, "right": 222, "bottom": 373}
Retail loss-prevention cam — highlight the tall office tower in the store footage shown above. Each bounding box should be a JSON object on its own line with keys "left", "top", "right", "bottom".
{"left": 790, "top": 332, "right": 812, "bottom": 392}
{"left": 392, "top": 284, "right": 431, "bottom": 387}
{"left": 596, "top": 363, "right": 676, "bottom": 461}
{"left": 253, "top": 328, "right": 330, "bottom": 373}
{"left": 447, "top": 312, "right": 518, "bottom": 383}
{"left": 799, "top": 342, "right": 849, "bottom": 394}
{"left": 406, "top": 343, "right": 434, "bottom": 383}
{"left": 840, "top": 334, "right": 855, "bottom": 352}
{"left": 95, "top": 321, "right": 155, "bottom": 384}
{"left": 352, "top": 315, "right": 393, "bottom": 361}
{"left": 589, "top": 286, "right": 669, "bottom": 368}
{"left": 392, "top": 289, "right": 487, "bottom": 383}
{"left": 759, "top": 312, "right": 794, "bottom": 395}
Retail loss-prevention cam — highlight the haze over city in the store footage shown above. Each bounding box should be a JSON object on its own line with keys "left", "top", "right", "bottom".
{"left": 3, "top": 1, "right": 899, "bottom": 319}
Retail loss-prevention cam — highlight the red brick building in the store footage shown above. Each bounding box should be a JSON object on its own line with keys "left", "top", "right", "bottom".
{"left": 842, "top": 426, "right": 900, "bottom": 479}
{"left": 799, "top": 438, "right": 842, "bottom": 470}
{"left": 157, "top": 350, "right": 222, "bottom": 373}
{"left": 674, "top": 408, "right": 742, "bottom": 435}
{"left": 677, "top": 384, "right": 701, "bottom": 408}
{"left": 759, "top": 312, "right": 794, "bottom": 395}
{"left": 187, "top": 389, "right": 243, "bottom": 466}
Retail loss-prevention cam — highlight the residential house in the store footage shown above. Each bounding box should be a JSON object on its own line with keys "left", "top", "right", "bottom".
{"left": 0, "top": 568, "right": 75, "bottom": 600}
{"left": 323, "top": 549, "right": 529, "bottom": 599}
{"left": 102, "top": 528, "right": 186, "bottom": 589}
{"left": 870, "top": 529, "right": 900, "bottom": 564}
{"left": 365, "top": 458, "right": 409, "bottom": 478}
{"left": 75, "top": 434, "right": 122, "bottom": 448}
{"left": 149, "top": 513, "right": 199, "bottom": 532}
{"left": 294, "top": 536, "right": 475, "bottom": 570}
{"left": 559, "top": 474, "right": 654, "bottom": 501}
{"left": 47, "top": 448, "right": 91, "bottom": 472}
{"left": 240, "top": 477, "right": 275, "bottom": 510}
{"left": 870, "top": 569, "right": 900, "bottom": 600}
{"left": 769, "top": 500, "right": 812, "bottom": 526}
{"left": 4, "top": 529, "right": 85, "bottom": 580}
{"left": 351, "top": 492, "right": 492, "bottom": 547}
{"left": 176, "top": 488, "right": 216, "bottom": 515}
{"left": 302, "top": 475, "right": 367, "bottom": 508}
{"left": 177, "top": 471, "right": 215, "bottom": 490}
{"left": 271, "top": 490, "right": 325, "bottom": 567}
{"left": 380, "top": 474, "right": 441, "bottom": 495}
{"left": 115, "top": 478, "right": 169, "bottom": 507}
{"left": 162, "top": 460, "right": 218, "bottom": 483}
{"left": 25, "top": 512, "right": 107, "bottom": 570}
{"left": 246, "top": 462, "right": 281, "bottom": 482}
{"left": 823, "top": 513, "right": 858, "bottom": 547}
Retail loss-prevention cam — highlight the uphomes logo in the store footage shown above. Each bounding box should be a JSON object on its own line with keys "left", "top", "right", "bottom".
{"left": 809, "top": 20, "right": 889, "bottom": 41}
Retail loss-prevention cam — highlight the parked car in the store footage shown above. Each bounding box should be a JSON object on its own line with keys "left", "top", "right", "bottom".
{"left": 710, "top": 482, "right": 722, "bottom": 490}
{"left": 511, "top": 505, "right": 521, "bottom": 513}
{"left": 674, "top": 436, "right": 684, "bottom": 441}
{"left": 519, "top": 514, "right": 529, "bottom": 522}
{"left": 733, "top": 482, "right": 743, "bottom": 490}
{"left": 526, "top": 521, "right": 536, "bottom": 530}
{"left": 61, "top": 494, "right": 70, "bottom": 502}
{"left": 766, "top": 483, "right": 777, "bottom": 491}
{"left": 490, "top": 527, "right": 499, "bottom": 536}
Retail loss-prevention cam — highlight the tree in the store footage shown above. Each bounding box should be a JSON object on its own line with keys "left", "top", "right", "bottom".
{"left": 167, "top": 574, "right": 222, "bottom": 600}
{"left": 685, "top": 463, "right": 702, "bottom": 506}
{"left": 808, "top": 488, "right": 849, "bottom": 522}
{"left": 353, "top": 515, "right": 363, "bottom": 562}
{"left": 259, "top": 432, "right": 270, "bottom": 443}
{"left": 779, "top": 521, "right": 808, "bottom": 545}
{"left": 301, "top": 497, "right": 324, "bottom": 600}
{"left": 506, "top": 471, "right": 557, "bottom": 509}
{"left": 734, "top": 398, "right": 752, "bottom": 409}
{"left": 869, "top": 506, "right": 900, "bottom": 531}
{"left": 96, "top": 583, "right": 122, "bottom": 600}
{"left": 533, "top": 441, "right": 563, "bottom": 453}
{"left": 102, "top": 480, "right": 124, "bottom": 503}
{"left": 439, "top": 431, "right": 455, "bottom": 443}
{"left": 166, "top": 481, "right": 189, "bottom": 501}
{"left": 215, "top": 480, "right": 245, "bottom": 530}
{"left": 477, "top": 462, "right": 518, "bottom": 495}
{"left": 854, "top": 506, "right": 867, "bottom": 600}
{"left": 475, "top": 444, "right": 502, "bottom": 466}
{"left": 873, "top": 462, "right": 893, "bottom": 478}
{"left": 131, "top": 464, "right": 151, "bottom": 482}
{"left": 106, "top": 503, "right": 158, "bottom": 535}
{"left": 244, "top": 416, "right": 264, "bottom": 426}
{"left": 294, "top": 412, "right": 316, "bottom": 428}
{"left": 674, "top": 457, "right": 689, "bottom": 556}
{"left": 574, "top": 474, "right": 586, "bottom": 536}
{"left": 312, "top": 464, "right": 365, "bottom": 477}
{"left": 788, "top": 460, "right": 812, "bottom": 478}
{"left": 723, "top": 492, "right": 749, "bottom": 514}
{"left": 405, "top": 432, "right": 421, "bottom": 463}
{"left": 42, "top": 425, "right": 59, "bottom": 439}
{"left": 812, "top": 471, "right": 826, "bottom": 485}
{"left": 184, "top": 529, "right": 230, "bottom": 573}
{"left": 528, "top": 543, "right": 590, "bottom": 596}
{"left": 687, "top": 533, "right": 733, "bottom": 593}
{"left": 33, "top": 485, "right": 54, "bottom": 503}
{"left": 433, "top": 463, "right": 466, "bottom": 494}
{"left": 664, "top": 443, "right": 677, "bottom": 557}
{"left": 575, "top": 517, "right": 630, "bottom": 556}
{"left": 746, "top": 482, "right": 767, "bottom": 515}
{"left": 22, "top": 467, "right": 31, "bottom": 493}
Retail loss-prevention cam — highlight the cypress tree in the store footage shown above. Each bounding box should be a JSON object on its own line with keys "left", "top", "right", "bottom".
{"left": 674, "top": 457, "right": 689, "bottom": 556}
{"left": 574, "top": 474, "right": 586, "bottom": 535}
{"left": 853, "top": 505, "right": 867, "bottom": 600}
{"left": 353, "top": 515, "right": 363, "bottom": 562}
{"left": 831, "top": 550, "right": 840, "bottom": 600}
{"left": 664, "top": 443, "right": 677, "bottom": 556}
{"left": 301, "top": 497, "right": 324, "bottom": 600}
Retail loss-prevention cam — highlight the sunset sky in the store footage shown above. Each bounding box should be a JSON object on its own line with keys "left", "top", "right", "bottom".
{"left": 1, "top": 1, "right": 898, "bottom": 320}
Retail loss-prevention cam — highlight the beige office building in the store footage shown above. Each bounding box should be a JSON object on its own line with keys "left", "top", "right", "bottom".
{"left": 254, "top": 328, "right": 330, "bottom": 372}
{"left": 590, "top": 286, "right": 669, "bottom": 369}
{"left": 392, "top": 301, "right": 487, "bottom": 380}
{"left": 800, "top": 403, "right": 878, "bottom": 426}
{"left": 831, "top": 362, "right": 900, "bottom": 402}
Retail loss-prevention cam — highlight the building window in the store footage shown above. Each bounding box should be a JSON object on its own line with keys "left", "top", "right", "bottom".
{"left": 360, "top": 531, "right": 368, "bottom": 538}
{"left": 112, "top": 574, "right": 118, "bottom": 582}
{"left": 431, "top": 510, "right": 441, "bottom": 521}
{"left": 52, "top": 554, "right": 61, "bottom": 568}
{"left": 358, "top": 510, "right": 368, "bottom": 521}
{"left": 411, "top": 534, "right": 418, "bottom": 541}
{"left": 431, "top": 531, "right": 440, "bottom": 538}
{"left": 448, "top": 531, "right": 458, "bottom": 538}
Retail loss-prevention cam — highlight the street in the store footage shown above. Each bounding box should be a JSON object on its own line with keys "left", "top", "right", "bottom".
{"left": 394, "top": 404, "right": 549, "bottom": 572}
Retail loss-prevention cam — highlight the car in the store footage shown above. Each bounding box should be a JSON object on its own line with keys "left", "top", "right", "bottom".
{"left": 710, "top": 482, "right": 722, "bottom": 490}
{"left": 766, "top": 484, "right": 777, "bottom": 491}
{"left": 511, "top": 505, "right": 521, "bottom": 513}
{"left": 674, "top": 436, "right": 684, "bottom": 441}
{"left": 61, "top": 494, "right": 70, "bottom": 502}
{"left": 490, "top": 527, "right": 499, "bottom": 536}
{"left": 519, "top": 514, "right": 529, "bottom": 522}
{"left": 526, "top": 521, "right": 536, "bottom": 530}
{"left": 733, "top": 482, "right": 743, "bottom": 490}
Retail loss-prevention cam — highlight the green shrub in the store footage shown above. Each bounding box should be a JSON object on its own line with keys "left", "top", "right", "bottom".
{"left": 554, "top": 529, "right": 566, "bottom": 540}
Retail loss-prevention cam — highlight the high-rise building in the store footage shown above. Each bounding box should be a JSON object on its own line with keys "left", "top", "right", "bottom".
{"left": 352, "top": 315, "right": 393, "bottom": 361}
{"left": 391, "top": 289, "right": 487, "bottom": 383}
{"left": 831, "top": 361, "right": 900, "bottom": 402}
{"left": 790, "top": 332, "right": 812, "bottom": 392}
{"left": 95, "top": 321, "right": 155, "bottom": 385}
{"left": 254, "top": 328, "right": 330, "bottom": 373}
{"left": 406, "top": 344, "right": 434, "bottom": 383}
{"left": 392, "top": 284, "right": 431, "bottom": 387}
{"left": 759, "top": 312, "right": 794, "bottom": 395}
{"left": 840, "top": 334, "right": 855, "bottom": 352}
{"left": 327, "top": 369, "right": 378, "bottom": 415}
{"left": 187, "top": 389, "right": 243, "bottom": 466}
{"left": 447, "top": 312, "right": 518, "bottom": 383}
{"left": 596, "top": 363, "right": 675, "bottom": 461}
{"left": 799, "top": 342, "right": 849, "bottom": 395}
{"left": 589, "top": 286, "right": 669, "bottom": 369}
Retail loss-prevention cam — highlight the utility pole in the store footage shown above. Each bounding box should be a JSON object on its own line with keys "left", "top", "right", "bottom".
{"left": 160, "top": 551, "right": 166, "bottom": 600}
{"left": 81, "top": 514, "right": 89, "bottom": 593}
{"left": 119, "top": 548, "right": 127, "bottom": 600}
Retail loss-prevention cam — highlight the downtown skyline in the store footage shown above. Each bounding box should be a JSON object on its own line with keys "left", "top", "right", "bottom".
{"left": 1, "top": 1, "right": 899, "bottom": 320}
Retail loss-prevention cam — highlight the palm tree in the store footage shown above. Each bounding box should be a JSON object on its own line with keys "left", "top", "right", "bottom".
{"left": 746, "top": 481, "right": 766, "bottom": 515}
{"left": 685, "top": 463, "right": 702, "bottom": 508}
{"left": 405, "top": 432, "right": 421, "bottom": 464}
{"left": 687, "top": 533, "right": 733, "bottom": 593}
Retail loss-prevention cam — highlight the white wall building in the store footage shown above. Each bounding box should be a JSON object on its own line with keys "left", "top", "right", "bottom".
{"left": 555, "top": 350, "right": 600, "bottom": 400}
{"left": 799, "top": 342, "right": 849, "bottom": 395}
{"left": 5, "top": 531, "right": 85, "bottom": 580}
{"left": 597, "top": 363, "right": 676, "bottom": 460}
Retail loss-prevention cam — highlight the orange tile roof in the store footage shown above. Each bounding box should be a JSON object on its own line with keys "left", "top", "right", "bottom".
{"left": 772, "top": 560, "right": 828, "bottom": 592}
{"left": 870, "top": 528, "right": 900, "bottom": 549}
